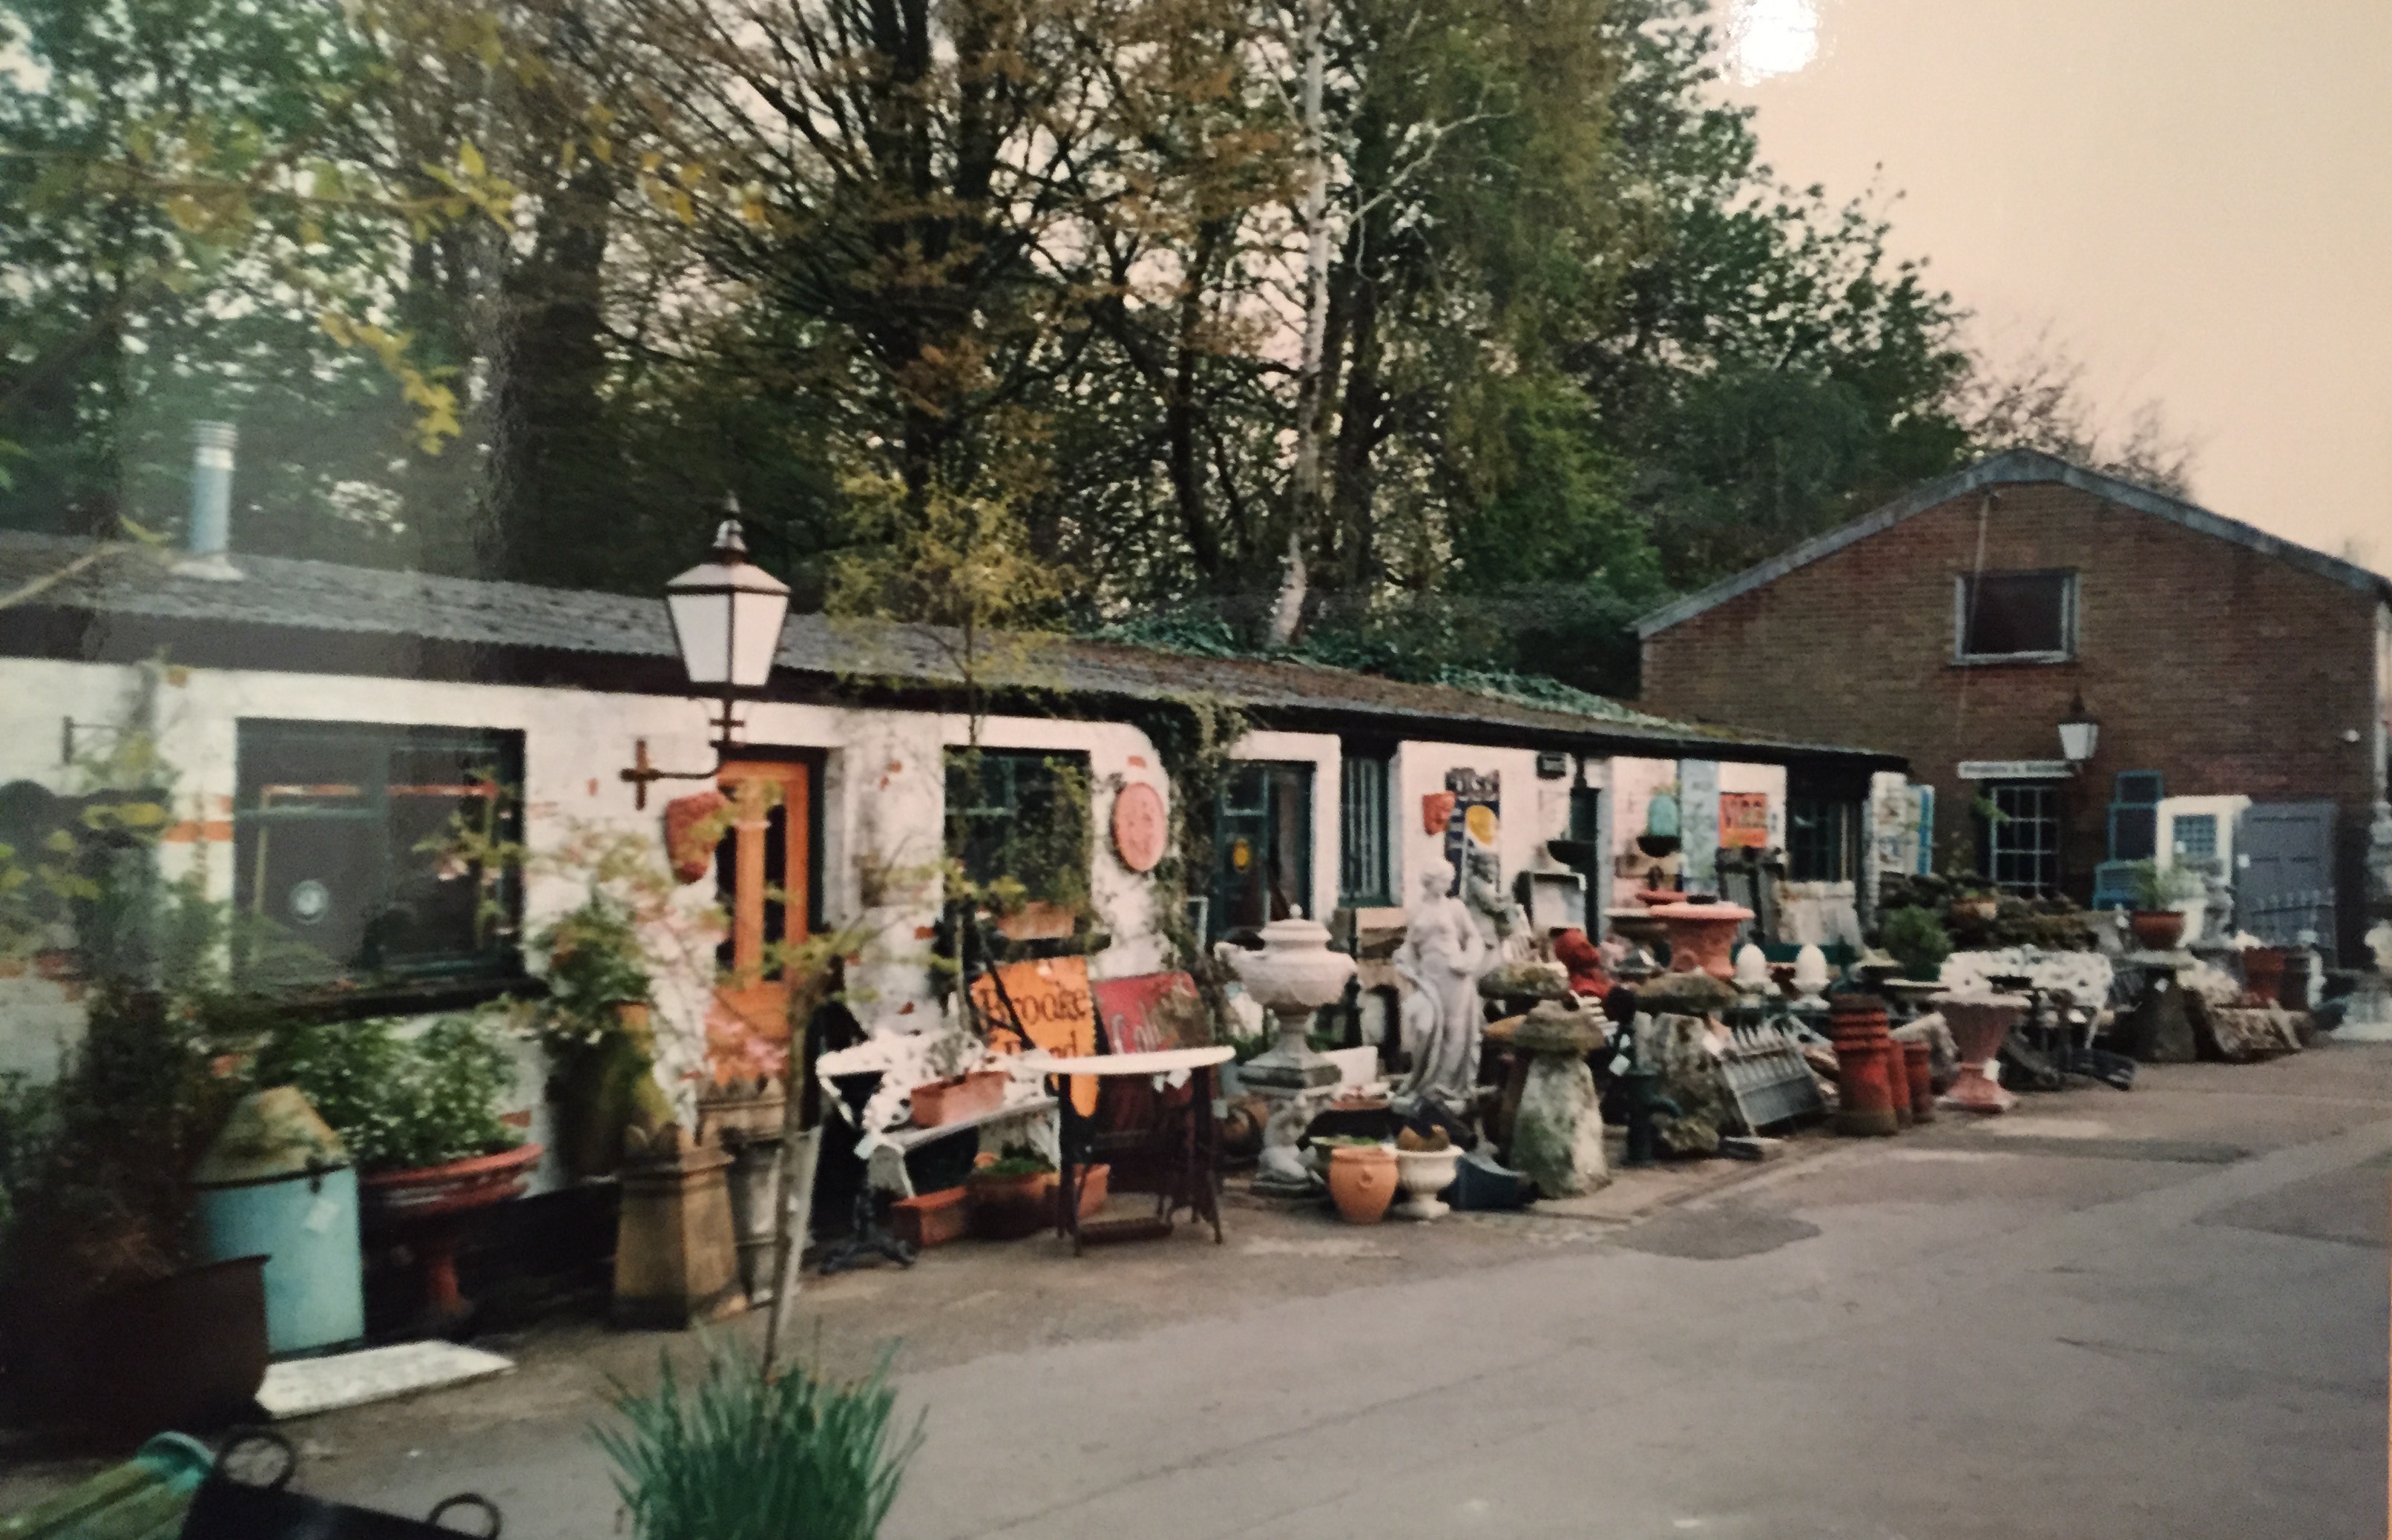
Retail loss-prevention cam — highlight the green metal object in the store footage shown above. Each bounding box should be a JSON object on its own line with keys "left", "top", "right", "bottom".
{"left": 0, "top": 1434, "right": 213, "bottom": 1540}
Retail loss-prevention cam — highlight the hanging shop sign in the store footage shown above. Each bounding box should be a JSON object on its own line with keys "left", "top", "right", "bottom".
{"left": 1442, "top": 769, "right": 1502, "bottom": 895}
{"left": 1718, "top": 792, "right": 1771, "bottom": 849}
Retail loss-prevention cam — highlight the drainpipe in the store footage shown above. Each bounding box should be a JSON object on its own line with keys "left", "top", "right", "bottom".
{"left": 174, "top": 420, "right": 242, "bottom": 581}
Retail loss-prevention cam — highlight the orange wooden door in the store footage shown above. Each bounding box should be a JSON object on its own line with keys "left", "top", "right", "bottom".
{"left": 706, "top": 759, "right": 813, "bottom": 1083}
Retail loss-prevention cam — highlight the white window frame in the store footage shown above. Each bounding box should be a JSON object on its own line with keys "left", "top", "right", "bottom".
{"left": 1953, "top": 570, "right": 2078, "bottom": 665}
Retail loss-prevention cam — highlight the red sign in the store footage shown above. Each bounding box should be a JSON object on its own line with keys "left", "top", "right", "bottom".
{"left": 1719, "top": 792, "right": 1770, "bottom": 849}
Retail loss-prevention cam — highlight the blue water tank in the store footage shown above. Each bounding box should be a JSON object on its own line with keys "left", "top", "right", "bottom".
{"left": 193, "top": 1087, "right": 365, "bottom": 1355}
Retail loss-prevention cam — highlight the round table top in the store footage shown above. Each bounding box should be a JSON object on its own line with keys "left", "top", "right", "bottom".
{"left": 1036, "top": 1045, "right": 1235, "bottom": 1076}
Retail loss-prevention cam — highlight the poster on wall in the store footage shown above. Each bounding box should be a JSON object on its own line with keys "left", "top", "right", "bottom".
{"left": 1442, "top": 769, "right": 1501, "bottom": 895}
{"left": 1719, "top": 792, "right": 1770, "bottom": 849}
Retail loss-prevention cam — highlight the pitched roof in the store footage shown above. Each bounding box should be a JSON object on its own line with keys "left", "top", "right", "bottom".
{"left": 1634, "top": 449, "right": 2392, "bottom": 640}
{"left": 0, "top": 531, "right": 1897, "bottom": 766}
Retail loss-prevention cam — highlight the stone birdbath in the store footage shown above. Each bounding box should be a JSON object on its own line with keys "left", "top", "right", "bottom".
{"left": 1933, "top": 990, "right": 2029, "bottom": 1113}
{"left": 1505, "top": 998, "right": 1609, "bottom": 1198}
{"left": 1225, "top": 912, "right": 1357, "bottom": 1196}
{"left": 1650, "top": 898, "right": 1755, "bottom": 982}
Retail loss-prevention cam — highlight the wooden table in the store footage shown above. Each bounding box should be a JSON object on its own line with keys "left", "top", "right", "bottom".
{"left": 1039, "top": 1047, "right": 1232, "bottom": 1254}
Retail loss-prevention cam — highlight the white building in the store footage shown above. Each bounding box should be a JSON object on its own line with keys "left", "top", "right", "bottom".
{"left": 0, "top": 529, "right": 1902, "bottom": 1189}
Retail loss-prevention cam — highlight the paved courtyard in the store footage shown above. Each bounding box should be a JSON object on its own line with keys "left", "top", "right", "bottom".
{"left": 8, "top": 1044, "right": 2388, "bottom": 1539}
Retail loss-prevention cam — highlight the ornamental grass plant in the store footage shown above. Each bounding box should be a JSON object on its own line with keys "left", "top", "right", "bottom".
{"left": 599, "top": 1341, "right": 922, "bottom": 1540}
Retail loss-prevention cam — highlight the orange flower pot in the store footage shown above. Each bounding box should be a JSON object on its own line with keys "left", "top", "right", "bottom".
{"left": 912, "top": 1070, "right": 1008, "bottom": 1128}
{"left": 1325, "top": 1144, "right": 1399, "bottom": 1225}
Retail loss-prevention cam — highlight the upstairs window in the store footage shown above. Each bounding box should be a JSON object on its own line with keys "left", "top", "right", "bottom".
{"left": 1956, "top": 570, "right": 2076, "bottom": 663}
{"left": 234, "top": 721, "right": 524, "bottom": 990}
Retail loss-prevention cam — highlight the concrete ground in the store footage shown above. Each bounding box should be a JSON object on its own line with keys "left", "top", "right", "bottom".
{"left": 8, "top": 1043, "right": 2389, "bottom": 1538}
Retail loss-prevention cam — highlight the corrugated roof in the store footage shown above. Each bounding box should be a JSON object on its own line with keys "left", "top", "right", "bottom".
{"left": 1634, "top": 448, "right": 2392, "bottom": 639}
{"left": 0, "top": 531, "right": 1896, "bottom": 765}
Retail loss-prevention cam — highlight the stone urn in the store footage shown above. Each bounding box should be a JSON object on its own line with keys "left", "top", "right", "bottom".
{"left": 1933, "top": 991, "right": 2028, "bottom": 1114}
{"left": 1226, "top": 912, "right": 1358, "bottom": 1194}
{"left": 1650, "top": 898, "right": 1755, "bottom": 981}
{"left": 1392, "top": 1145, "right": 1465, "bottom": 1221}
{"left": 1325, "top": 1143, "right": 1398, "bottom": 1224}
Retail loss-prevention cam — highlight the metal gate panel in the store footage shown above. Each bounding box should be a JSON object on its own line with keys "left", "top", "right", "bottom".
{"left": 2235, "top": 800, "right": 2338, "bottom": 952}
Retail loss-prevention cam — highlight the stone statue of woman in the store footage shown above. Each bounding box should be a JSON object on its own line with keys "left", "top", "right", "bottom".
{"left": 1396, "top": 857, "right": 1489, "bottom": 1113}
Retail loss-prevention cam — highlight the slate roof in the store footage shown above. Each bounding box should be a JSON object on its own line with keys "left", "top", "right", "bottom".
{"left": 0, "top": 530, "right": 1896, "bottom": 766}
{"left": 1634, "top": 449, "right": 2392, "bottom": 640}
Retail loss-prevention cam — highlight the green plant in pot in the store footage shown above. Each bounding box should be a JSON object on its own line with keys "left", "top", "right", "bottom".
{"left": 1880, "top": 906, "right": 1954, "bottom": 983}
{"left": 2124, "top": 861, "right": 2203, "bottom": 951}
{"left": 536, "top": 894, "right": 671, "bottom": 1179}
{"left": 965, "top": 1143, "right": 1056, "bottom": 1241}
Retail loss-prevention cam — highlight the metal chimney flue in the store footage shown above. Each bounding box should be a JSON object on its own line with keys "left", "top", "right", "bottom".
{"left": 175, "top": 419, "right": 242, "bottom": 580}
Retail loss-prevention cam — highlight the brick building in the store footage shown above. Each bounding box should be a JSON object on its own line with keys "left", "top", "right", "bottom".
{"left": 1635, "top": 450, "right": 2392, "bottom": 960}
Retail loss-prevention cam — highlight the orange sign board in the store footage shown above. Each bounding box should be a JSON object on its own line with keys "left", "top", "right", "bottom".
{"left": 1719, "top": 792, "right": 1770, "bottom": 849}
{"left": 970, "top": 955, "right": 1099, "bottom": 1114}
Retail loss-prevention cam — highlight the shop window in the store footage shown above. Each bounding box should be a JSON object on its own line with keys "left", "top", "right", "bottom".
{"left": 944, "top": 749, "right": 1093, "bottom": 912}
{"left": 1982, "top": 782, "right": 2062, "bottom": 895}
{"left": 1786, "top": 799, "right": 1858, "bottom": 883}
{"left": 1955, "top": 570, "right": 2075, "bottom": 662}
{"left": 1338, "top": 752, "right": 1392, "bottom": 907}
{"left": 234, "top": 721, "right": 523, "bottom": 988}
{"left": 1213, "top": 761, "right": 1313, "bottom": 942}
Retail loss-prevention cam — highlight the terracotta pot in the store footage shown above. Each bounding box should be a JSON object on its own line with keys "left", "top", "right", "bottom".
{"left": 1325, "top": 1144, "right": 1399, "bottom": 1225}
{"left": 1649, "top": 900, "right": 1756, "bottom": 981}
{"left": 1934, "top": 992, "right": 2028, "bottom": 1114}
{"left": 911, "top": 1069, "right": 1009, "bottom": 1128}
{"left": 1056, "top": 1163, "right": 1111, "bottom": 1224}
{"left": 2240, "top": 947, "right": 2288, "bottom": 1006}
{"left": 967, "top": 1169, "right": 1056, "bottom": 1240}
{"left": 1883, "top": 1038, "right": 1913, "bottom": 1129}
{"left": 1829, "top": 999, "right": 1898, "bottom": 1136}
{"left": 361, "top": 1142, "right": 543, "bottom": 1220}
{"left": 2129, "top": 909, "right": 2186, "bottom": 952}
{"left": 1902, "top": 1039, "right": 1936, "bottom": 1123}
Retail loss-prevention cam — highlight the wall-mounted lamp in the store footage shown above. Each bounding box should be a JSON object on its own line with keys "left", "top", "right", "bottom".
{"left": 620, "top": 500, "right": 791, "bottom": 809}
{"left": 2058, "top": 694, "right": 2100, "bottom": 766}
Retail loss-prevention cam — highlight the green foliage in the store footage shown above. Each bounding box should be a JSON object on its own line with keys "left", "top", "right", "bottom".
{"left": 533, "top": 893, "right": 654, "bottom": 1053}
{"left": 942, "top": 751, "right": 1093, "bottom": 919}
{"left": 1879, "top": 905, "right": 1953, "bottom": 983}
{"left": 2126, "top": 860, "right": 2203, "bottom": 912}
{"left": 248, "top": 1012, "right": 521, "bottom": 1174}
{"left": 599, "top": 1342, "right": 922, "bottom": 1540}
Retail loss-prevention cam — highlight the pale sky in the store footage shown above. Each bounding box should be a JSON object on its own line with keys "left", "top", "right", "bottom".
{"left": 1721, "top": 0, "right": 2392, "bottom": 574}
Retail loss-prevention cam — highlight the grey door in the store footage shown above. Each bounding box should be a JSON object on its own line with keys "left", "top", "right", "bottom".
{"left": 2235, "top": 800, "right": 2338, "bottom": 954}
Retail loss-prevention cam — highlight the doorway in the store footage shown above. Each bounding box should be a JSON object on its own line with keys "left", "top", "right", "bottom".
{"left": 709, "top": 757, "right": 818, "bottom": 1080}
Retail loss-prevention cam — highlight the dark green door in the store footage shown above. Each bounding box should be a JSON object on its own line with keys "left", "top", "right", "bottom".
{"left": 1212, "top": 762, "right": 1314, "bottom": 943}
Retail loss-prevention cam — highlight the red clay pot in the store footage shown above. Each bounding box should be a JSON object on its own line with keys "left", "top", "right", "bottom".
{"left": 967, "top": 1168, "right": 1056, "bottom": 1240}
{"left": 912, "top": 1069, "right": 1009, "bottom": 1128}
{"left": 2129, "top": 909, "right": 2186, "bottom": 952}
{"left": 1326, "top": 1145, "right": 1399, "bottom": 1225}
{"left": 2240, "top": 947, "right": 2288, "bottom": 1006}
{"left": 1884, "top": 1038, "right": 1913, "bottom": 1130}
{"left": 1830, "top": 999, "right": 1898, "bottom": 1137}
{"left": 1903, "top": 1039, "right": 1936, "bottom": 1123}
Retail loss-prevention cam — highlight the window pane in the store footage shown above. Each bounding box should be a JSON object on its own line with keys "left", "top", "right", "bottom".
{"left": 1986, "top": 783, "right": 2060, "bottom": 895}
{"left": 1962, "top": 573, "right": 2070, "bottom": 657}
{"left": 1787, "top": 799, "right": 1853, "bottom": 883}
{"left": 942, "top": 750, "right": 1090, "bottom": 906}
{"left": 1339, "top": 755, "right": 1390, "bottom": 906}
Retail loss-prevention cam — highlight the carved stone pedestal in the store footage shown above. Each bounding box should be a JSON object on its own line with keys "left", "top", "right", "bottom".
{"left": 613, "top": 1131, "right": 747, "bottom": 1329}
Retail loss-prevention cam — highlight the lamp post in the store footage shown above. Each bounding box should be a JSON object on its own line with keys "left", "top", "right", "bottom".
{"left": 620, "top": 501, "right": 792, "bottom": 809}
{"left": 2058, "top": 694, "right": 2100, "bottom": 769}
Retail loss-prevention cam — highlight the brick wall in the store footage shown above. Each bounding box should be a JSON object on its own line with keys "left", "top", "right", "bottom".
{"left": 1640, "top": 480, "right": 2385, "bottom": 952}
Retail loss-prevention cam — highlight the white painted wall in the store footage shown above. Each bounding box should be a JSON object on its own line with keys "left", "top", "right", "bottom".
{"left": 0, "top": 659, "right": 1174, "bottom": 1162}
{"left": 1388, "top": 742, "right": 1542, "bottom": 909}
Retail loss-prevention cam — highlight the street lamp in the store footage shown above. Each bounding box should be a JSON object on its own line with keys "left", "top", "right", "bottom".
{"left": 620, "top": 500, "right": 792, "bottom": 808}
{"left": 2058, "top": 693, "right": 2100, "bottom": 766}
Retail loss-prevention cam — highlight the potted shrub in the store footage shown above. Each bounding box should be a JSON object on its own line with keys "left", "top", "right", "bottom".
{"left": 965, "top": 1146, "right": 1056, "bottom": 1240}
{"left": 254, "top": 1013, "right": 538, "bottom": 1330}
{"left": 535, "top": 894, "right": 666, "bottom": 1179}
{"left": 2126, "top": 861, "right": 2201, "bottom": 952}
{"left": 1879, "top": 906, "right": 1954, "bottom": 983}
